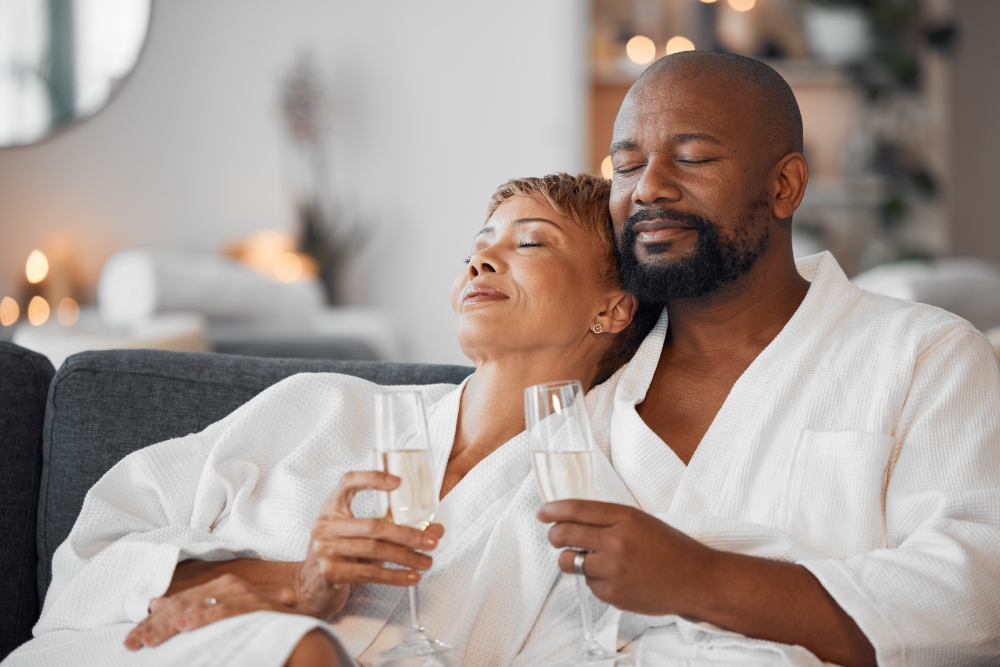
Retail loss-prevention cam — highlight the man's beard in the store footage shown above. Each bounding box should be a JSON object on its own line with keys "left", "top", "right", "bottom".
{"left": 615, "top": 203, "right": 770, "bottom": 305}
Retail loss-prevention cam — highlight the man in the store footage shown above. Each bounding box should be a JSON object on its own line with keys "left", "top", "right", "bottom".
{"left": 539, "top": 52, "right": 1000, "bottom": 666}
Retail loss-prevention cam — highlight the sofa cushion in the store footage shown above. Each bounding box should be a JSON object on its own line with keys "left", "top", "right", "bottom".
{"left": 38, "top": 348, "right": 473, "bottom": 603}
{"left": 0, "top": 342, "right": 54, "bottom": 660}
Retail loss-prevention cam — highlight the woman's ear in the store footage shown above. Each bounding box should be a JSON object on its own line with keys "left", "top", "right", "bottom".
{"left": 594, "top": 290, "right": 638, "bottom": 334}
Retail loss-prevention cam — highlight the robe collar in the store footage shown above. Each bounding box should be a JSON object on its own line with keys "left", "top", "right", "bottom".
{"left": 610, "top": 252, "right": 855, "bottom": 515}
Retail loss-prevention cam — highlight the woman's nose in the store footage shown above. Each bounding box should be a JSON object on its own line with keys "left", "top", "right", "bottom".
{"left": 632, "top": 158, "right": 682, "bottom": 207}
{"left": 467, "top": 253, "right": 497, "bottom": 278}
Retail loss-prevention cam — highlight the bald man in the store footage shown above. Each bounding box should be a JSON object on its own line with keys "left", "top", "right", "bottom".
{"left": 539, "top": 53, "right": 1000, "bottom": 667}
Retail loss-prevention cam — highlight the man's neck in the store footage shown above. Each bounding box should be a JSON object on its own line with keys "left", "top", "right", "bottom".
{"left": 664, "top": 252, "right": 810, "bottom": 361}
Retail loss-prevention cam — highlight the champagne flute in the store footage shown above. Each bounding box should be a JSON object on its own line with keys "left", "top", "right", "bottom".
{"left": 373, "top": 390, "right": 452, "bottom": 659}
{"left": 526, "top": 380, "right": 630, "bottom": 666}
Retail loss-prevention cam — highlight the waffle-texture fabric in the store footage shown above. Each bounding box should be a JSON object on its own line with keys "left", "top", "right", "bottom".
{"left": 5, "top": 373, "right": 630, "bottom": 667}
{"left": 609, "top": 252, "right": 1000, "bottom": 666}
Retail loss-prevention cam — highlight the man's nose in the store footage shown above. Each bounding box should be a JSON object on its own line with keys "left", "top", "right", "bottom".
{"left": 632, "top": 158, "right": 682, "bottom": 207}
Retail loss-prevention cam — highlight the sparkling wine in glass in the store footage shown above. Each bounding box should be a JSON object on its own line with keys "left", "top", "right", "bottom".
{"left": 373, "top": 390, "right": 452, "bottom": 659}
{"left": 526, "top": 380, "right": 631, "bottom": 666}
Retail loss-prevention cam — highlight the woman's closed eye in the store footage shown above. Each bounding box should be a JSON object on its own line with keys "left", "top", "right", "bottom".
{"left": 517, "top": 242, "right": 543, "bottom": 249}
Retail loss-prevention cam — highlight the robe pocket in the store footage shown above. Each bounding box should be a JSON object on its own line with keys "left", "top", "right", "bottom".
{"left": 784, "top": 429, "right": 894, "bottom": 558}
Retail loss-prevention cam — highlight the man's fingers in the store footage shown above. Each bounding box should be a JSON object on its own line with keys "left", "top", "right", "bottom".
{"left": 536, "top": 499, "right": 627, "bottom": 526}
{"left": 556, "top": 547, "right": 610, "bottom": 579}
{"left": 547, "top": 522, "right": 605, "bottom": 552}
{"left": 312, "top": 538, "right": 433, "bottom": 571}
{"left": 314, "top": 517, "right": 443, "bottom": 551}
{"left": 320, "top": 471, "right": 401, "bottom": 517}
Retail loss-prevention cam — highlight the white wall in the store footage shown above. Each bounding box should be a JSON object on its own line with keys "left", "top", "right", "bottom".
{"left": 0, "top": 0, "right": 588, "bottom": 364}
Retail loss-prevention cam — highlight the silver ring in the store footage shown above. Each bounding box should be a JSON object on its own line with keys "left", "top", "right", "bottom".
{"left": 573, "top": 550, "right": 587, "bottom": 577}
{"left": 204, "top": 597, "right": 217, "bottom": 606}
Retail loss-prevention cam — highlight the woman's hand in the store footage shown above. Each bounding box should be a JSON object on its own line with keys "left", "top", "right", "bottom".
{"left": 292, "top": 470, "right": 445, "bottom": 618}
{"left": 124, "top": 573, "right": 289, "bottom": 650}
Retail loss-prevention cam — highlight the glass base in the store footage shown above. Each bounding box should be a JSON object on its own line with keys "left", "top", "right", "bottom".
{"left": 380, "top": 634, "right": 453, "bottom": 660}
{"left": 553, "top": 642, "right": 632, "bottom": 667}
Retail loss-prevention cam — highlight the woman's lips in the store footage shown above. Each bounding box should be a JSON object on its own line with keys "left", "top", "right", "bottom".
{"left": 461, "top": 283, "right": 510, "bottom": 305}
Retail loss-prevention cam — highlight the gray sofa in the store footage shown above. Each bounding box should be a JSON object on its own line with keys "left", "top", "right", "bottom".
{"left": 0, "top": 341, "right": 473, "bottom": 660}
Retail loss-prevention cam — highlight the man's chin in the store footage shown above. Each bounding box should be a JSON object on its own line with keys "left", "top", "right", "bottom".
{"left": 635, "top": 245, "right": 694, "bottom": 267}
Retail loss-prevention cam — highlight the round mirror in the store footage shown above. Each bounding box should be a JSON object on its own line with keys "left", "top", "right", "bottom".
{"left": 0, "top": 0, "right": 151, "bottom": 147}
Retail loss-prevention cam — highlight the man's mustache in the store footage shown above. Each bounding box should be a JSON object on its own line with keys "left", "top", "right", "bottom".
{"left": 623, "top": 207, "right": 711, "bottom": 235}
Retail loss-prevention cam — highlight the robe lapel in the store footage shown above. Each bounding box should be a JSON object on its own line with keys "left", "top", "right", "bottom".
{"left": 610, "top": 310, "right": 688, "bottom": 514}
{"left": 667, "top": 252, "right": 848, "bottom": 518}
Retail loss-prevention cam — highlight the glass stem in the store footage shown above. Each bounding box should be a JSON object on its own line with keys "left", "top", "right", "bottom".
{"left": 575, "top": 572, "right": 597, "bottom": 645}
{"left": 408, "top": 584, "right": 423, "bottom": 634}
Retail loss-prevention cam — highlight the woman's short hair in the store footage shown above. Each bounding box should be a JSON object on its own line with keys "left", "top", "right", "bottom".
{"left": 486, "top": 173, "right": 618, "bottom": 289}
{"left": 486, "top": 172, "right": 659, "bottom": 386}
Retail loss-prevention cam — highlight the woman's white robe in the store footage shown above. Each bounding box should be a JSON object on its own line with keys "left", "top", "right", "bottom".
{"left": 609, "top": 252, "right": 1000, "bottom": 666}
{"left": 4, "top": 374, "right": 632, "bottom": 667}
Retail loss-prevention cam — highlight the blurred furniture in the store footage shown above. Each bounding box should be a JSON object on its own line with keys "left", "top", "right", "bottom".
{"left": 0, "top": 342, "right": 54, "bottom": 660}
{"left": 208, "top": 307, "right": 402, "bottom": 362}
{"left": 12, "top": 310, "right": 209, "bottom": 370}
{"left": 852, "top": 257, "right": 1000, "bottom": 332}
{"left": 987, "top": 328, "right": 1000, "bottom": 364}
{"left": 12, "top": 305, "right": 402, "bottom": 370}
{"left": 0, "top": 342, "right": 472, "bottom": 661}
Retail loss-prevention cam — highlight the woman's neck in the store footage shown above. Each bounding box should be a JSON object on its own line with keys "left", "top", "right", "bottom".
{"left": 439, "top": 347, "right": 602, "bottom": 498}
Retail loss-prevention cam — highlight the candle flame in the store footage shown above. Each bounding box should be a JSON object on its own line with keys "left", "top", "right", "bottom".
{"left": 26, "top": 250, "right": 49, "bottom": 284}
{"left": 58, "top": 298, "right": 80, "bottom": 326}
{"left": 0, "top": 297, "right": 18, "bottom": 326}
{"left": 28, "top": 296, "right": 50, "bottom": 326}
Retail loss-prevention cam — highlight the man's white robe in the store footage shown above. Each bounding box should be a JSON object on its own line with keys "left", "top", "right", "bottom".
{"left": 4, "top": 374, "right": 631, "bottom": 667}
{"left": 609, "top": 252, "right": 1000, "bottom": 666}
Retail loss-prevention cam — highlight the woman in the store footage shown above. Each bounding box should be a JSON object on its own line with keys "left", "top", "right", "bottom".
{"left": 5, "top": 174, "right": 657, "bottom": 667}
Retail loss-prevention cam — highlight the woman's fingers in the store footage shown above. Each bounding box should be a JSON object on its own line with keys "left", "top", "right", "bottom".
{"left": 125, "top": 595, "right": 191, "bottom": 649}
{"left": 318, "top": 561, "right": 421, "bottom": 587}
{"left": 124, "top": 574, "right": 280, "bottom": 650}
{"left": 314, "top": 517, "right": 443, "bottom": 551}
{"left": 311, "top": 537, "right": 433, "bottom": 571}
{"left": 320, "top": 471, "right": 400, "bottom": 517}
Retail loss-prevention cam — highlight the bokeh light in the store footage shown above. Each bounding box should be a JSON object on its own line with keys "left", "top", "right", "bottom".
{"left": 728, "top": 0, "right": 756, "bottom": 11}
{"left": 273, "top": 252, "right": 303, "bottom": 283}
{"left": 28, "top": 296, "right": 50, "bottom": 325}
{"left": 0, "top": 297, "right": 19, "bottom": 326}
{"left": 57, "top": 297, "right": 80, "bottom": 326}
{"left": 666, "top": 36, "right": 696, "bottom": 55}
{"left": 601, "top": 156, "right": 613, "bottom": 180}
{"left": 626, "top": 35, "right": 656, "bottom": 65}
{"left": 25, "top": 249, "right": 49, "bottom": 284}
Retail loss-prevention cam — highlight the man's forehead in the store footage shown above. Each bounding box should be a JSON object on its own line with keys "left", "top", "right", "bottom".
{"left": 613, "top": 72, "right": 746, "bottom": 143}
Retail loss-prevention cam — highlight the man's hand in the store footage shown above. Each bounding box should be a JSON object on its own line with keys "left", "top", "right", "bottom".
{"left": 293, "top": 470, "right": 444, "bottom": 618}
{"left": 125, "top": 573, "right": 289, "bottom": 650}
{"left": 538, "top": 500, "right": 713, "bottom": 616}
{"left": 538, "top": 499, "right": 877, "bottom": 667}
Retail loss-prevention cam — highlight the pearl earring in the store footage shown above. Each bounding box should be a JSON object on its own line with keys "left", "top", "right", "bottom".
{"left": 591, "top": 323, "right": 604, "bottom": 334}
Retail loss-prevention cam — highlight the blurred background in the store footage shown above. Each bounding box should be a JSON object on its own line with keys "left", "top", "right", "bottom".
{"left": 1, "top": 0, "right": 998, "bottom": 367}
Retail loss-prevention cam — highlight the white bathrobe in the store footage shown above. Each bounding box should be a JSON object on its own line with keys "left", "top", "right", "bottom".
{"left": 609, "top": 252, "right": 1000, "bottom": 666}
{"left": 4, "top": 373, "right": 634, "bottom": 667}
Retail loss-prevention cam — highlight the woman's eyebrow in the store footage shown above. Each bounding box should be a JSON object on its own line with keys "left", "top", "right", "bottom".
{"left": 474, "top": 218, "right": 558, "bottom": 240}
{"left": 512, "top": 217, "right": 559, "bottom": 228}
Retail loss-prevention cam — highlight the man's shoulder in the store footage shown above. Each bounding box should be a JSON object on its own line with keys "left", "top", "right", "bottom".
{"left": 835, "top": 280, "right": 982, "bottom": 355}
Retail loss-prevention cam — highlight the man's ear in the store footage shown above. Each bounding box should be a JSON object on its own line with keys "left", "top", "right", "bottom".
{"left": 772, "top": 152, "right": 808, "bottom": 221}
{"left": 595, "top": 290, "right": 638, "bottom": 334}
